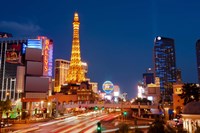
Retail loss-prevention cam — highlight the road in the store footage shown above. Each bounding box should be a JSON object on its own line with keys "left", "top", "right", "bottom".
{"left": 8, "top": 112, "right": 120, "bottom": 133}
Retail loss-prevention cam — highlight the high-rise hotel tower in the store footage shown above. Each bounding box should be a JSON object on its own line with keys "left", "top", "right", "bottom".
{"left": 153, "top": 36, "right": 177, "bottom": 94}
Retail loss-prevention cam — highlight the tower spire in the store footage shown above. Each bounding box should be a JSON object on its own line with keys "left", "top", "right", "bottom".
{"left": 74, "top": 12, "right": 79, "bottom": 22}
{"left": 66, "top": 12, "right": 85, "bottom": 84}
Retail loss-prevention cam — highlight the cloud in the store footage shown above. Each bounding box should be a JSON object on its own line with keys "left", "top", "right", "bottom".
{"left": 0, "top": 21, "right": 41, "bottom": 36}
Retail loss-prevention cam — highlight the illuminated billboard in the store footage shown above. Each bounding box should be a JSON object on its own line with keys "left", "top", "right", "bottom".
{"left": 6, "top": 43, "right": 22, "bottom": 64}
{"left": 102, "top": 81, "right": 114, "bottom": 94}
{"left": 27, "top": 39, "right": 42, "bottom": 49}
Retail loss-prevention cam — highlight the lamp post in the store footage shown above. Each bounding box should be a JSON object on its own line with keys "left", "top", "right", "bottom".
{"left": 41, "top": 100, "right": 44, "bottom": 113}
{"left": 6, "top": 92, "right": 9, "bottom": 100}
{"left": 47, "top": 102, "right": 52, "bottom": 117}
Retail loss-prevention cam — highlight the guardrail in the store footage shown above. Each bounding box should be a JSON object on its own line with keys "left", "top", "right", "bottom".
{"left": 101, "top": 125, "right": 150, "bottom": 133}
{"left": 63, "top": 103, "right": 158, "bottom": 109}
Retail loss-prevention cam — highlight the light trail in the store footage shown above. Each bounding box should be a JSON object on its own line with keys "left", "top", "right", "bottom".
{"left": 58, "top": 114, "right": 108, "bottom": 133}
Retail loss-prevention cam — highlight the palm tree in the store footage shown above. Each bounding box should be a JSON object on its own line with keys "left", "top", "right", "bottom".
{"left": 0, "top": 99, "right": 12, "bottom": 114}
{"left": 178, "top": 83, "right": 200, "bottom": 105}
{"left": 0, "top": 99, "right": 12, "bottom": 124}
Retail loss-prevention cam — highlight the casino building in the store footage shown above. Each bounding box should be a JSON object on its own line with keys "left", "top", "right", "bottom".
{"left": 0, "top": 37, "right": 27, "bottom": 101}
{"left": 0, "top": 36, "right": 53, "bottom": 116}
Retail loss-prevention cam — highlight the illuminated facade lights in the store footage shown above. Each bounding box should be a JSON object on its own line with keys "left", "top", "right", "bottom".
{"left": 66, "top": 12, "right": 85, "bottom": 84}
{"left": 153, "top": 36, "right": 177, "bottom": 93}
{"left": 54, "top": 59, "right": 88, "bottom": 92}
{"left": 137, "top": 85, "right": 144, "bottom": 98}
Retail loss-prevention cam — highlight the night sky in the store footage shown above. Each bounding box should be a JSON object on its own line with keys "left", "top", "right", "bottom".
{"left": 1, "top": 1, "right": 200, "bottom": 99}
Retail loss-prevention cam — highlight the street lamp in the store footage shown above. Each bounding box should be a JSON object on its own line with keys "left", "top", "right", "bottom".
{"left": 47, "top": 102, "right": 51, "bottom": 116}
{"left": 6, "top": 92, "right": 9, "bottom": 100}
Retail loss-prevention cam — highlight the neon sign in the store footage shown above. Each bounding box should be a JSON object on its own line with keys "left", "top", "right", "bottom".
{"left": 27, "top": 39, "right": 42, "bottom": 49}
{"left": 102, "top": 81, "right": 114, "bottom": 94}
{"left": 43, "top": 38, "right": 53, "bottom": 76}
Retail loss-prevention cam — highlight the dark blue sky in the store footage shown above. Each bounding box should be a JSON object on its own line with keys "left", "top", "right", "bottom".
{"left": 1, "top": 0, "right": 200, "bottom": 98}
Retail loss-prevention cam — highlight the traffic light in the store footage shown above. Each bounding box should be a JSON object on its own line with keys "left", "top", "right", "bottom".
{"left": 97, "top": 122, "right": 101, "bottom": 133}
{"left": 102, "top": 106, "right": 104, "bottom": 110}
{"left": 123, "top": 111, "right": 127, "bottom": 116}
{"left": 94, "top": 106, "right": 98, "bottom": 110}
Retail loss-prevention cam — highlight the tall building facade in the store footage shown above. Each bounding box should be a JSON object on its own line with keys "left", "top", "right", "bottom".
{"left": 54, "top": 59, "right": 70, "bottom": 92}
{"left": 66, "top": 12, "right": 85, "bottom": 84}
{"left": 21, "top": 36, "right": 53, "bottom": 111}
{"left": 153, "top": 36, "right": 177, "bottom": 95}
{"left": 196, "top": 39, "right": 200, "bottom": 83}
{"left": 143, "top": 68, "right": 155, "bottom": 87}
{"left": 176, "top": 68, "right": 182, "bottom": 83}
{"left": 0, "top": 38, "right": 27, "bottom": 100}
{"left": 172, "top": 83, "right": 184, "bottom": 115}
{"left": 0, "top": 36, "right": 53, "bottom": 101}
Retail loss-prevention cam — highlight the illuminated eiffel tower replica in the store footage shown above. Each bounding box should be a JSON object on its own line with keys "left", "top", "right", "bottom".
{"left": 61, "top": 12, "right": 97, "bottom": 103}
{"left": 66, "top": 12, "right": 85, "bottom": 84}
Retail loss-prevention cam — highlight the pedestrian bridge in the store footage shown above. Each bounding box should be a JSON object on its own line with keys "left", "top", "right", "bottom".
{"left": 63, "top": 103, "right": 158, "bottom": 109}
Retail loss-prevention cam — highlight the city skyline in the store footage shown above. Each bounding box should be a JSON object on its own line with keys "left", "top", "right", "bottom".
{"left": 1, "top": 1, "right": 200, "bottom": 98}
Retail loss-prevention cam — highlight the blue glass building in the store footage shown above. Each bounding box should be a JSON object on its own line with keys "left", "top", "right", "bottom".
{"left": 153, "top": 36, "right": 177, "bottom": 94}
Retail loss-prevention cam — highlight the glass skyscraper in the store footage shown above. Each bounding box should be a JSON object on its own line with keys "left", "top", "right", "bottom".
{"left": 153, "top": 36, "right": 177, "bottom": 95}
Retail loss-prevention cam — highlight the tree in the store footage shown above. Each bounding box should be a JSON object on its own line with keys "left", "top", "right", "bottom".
{"left": 195, "top": 125, "right": 200, "bottom": 133}
{"left": 0, "top": 99, "right": 12, "bottom": 123}
{"left": 135, "top": 98, "right": 151, "bottom": 105}
{"left": 134, "top": 128, "right": 143, "bottom": 133}
{"left": 148, "top": 117, "right": 165, "bottom": 133}
{"left": 118, "top": 122, "right": 129, "bottom": 133}
{"left": 0, "top": 99, "right": 12, "bottom": 114}
{"left": 178, "top": 83, "right": 200, "bottom": 105}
